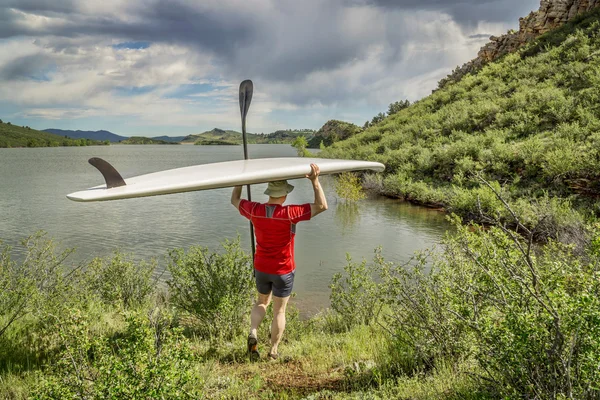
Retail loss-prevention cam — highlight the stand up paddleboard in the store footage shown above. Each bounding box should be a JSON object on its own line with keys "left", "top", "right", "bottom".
{"left": 66, "top": 157, "right": 385, "bottom": 202}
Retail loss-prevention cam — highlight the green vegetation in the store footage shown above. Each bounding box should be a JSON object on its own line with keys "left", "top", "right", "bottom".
{"left": 307, "top": 120, "right": 363, "bottom": 148}
{"left": 322, "top": 10, "right": 600, "bottom": 239}
{"left": 119, "top": 136, "right": 178, "bottom": 144}
{"left": 4, "top": 187, "right": 600, "bottom": 398}
{"left": 186, "top": 128, "right": 316, "bottom": 145}
{"left": 291, "top": 135, "right": 312, "bottom": 157}
{"left": 262, "top": 129, "right": 316, "bottom": 144}
{"left": 167, "top": 240, "right": 254, "bottom": 341}
{"left": 0, "top": 122, "right": 106, "bottom": 148}
{"left": 334, "top": 172, "right": 366, "bottom": 202}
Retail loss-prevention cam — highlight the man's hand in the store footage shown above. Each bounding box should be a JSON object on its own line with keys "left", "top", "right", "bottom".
{"left": 306, "top": 163, "right": 320, "bottom": 182}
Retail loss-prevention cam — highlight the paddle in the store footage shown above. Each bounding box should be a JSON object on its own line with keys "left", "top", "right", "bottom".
{"left": 239, "top": 80, "right": 256, "bottom": 262}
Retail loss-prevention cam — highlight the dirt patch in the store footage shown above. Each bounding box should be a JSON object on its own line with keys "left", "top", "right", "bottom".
{"left": 229, "top": 359, "right": 351, "bottom": 397}
{"left": 262, "top": 361, "right": 348, "bottom": 395}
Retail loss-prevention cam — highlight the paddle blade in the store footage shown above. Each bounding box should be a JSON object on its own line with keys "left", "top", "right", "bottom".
{"left": 239, "top": 80, "right": 253, "bottom": 120}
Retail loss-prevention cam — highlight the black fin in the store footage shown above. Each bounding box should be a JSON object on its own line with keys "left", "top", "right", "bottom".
{"left": 88, "top": 157, "right": 126, "bottom": 189}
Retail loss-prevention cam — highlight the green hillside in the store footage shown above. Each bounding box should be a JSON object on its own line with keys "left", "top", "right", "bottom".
{"left": 183, "top": 128, "right": 315, "bottom": 145}
{"left": 259, "top": 129, "right": 315, "bottom": 144}
{"left": 307, "top": 120, "right": 362, "bottom": 148}
{"left": 0, "top": 121, "right": 107, "bottom": 148}
{"left": 322, "top": 9, "right": 600, "bottom": 234}
{"left": 120, "top": 136, "right": 178, "bottom": 145}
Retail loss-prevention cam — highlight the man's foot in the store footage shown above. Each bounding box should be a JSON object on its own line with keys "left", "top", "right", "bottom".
{"left": 247, "top": 334, "right": 259, "bottom": 361}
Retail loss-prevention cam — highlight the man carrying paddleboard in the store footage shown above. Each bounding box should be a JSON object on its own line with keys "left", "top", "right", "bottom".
{"left": 231, "top": 163, "right": 328, "bottom": 360}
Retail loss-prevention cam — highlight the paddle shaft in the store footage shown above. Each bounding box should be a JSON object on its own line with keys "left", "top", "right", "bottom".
{"left": 239, "top": 80, "right": 256, "bottom": 262}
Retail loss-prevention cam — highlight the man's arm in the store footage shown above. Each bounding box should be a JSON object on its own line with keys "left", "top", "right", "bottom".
{"left": 307, "top": 164, "right": 328, "bottom": 217}
{"left": 231, "top": 185, "right": 243, "bottom": 210}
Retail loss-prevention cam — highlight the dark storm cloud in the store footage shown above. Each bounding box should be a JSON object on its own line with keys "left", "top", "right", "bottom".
{"left": 3, "top": 0, "right": 76, "bottom": 15}
{"left": 1, "top": 0, "right": 257, "bottom": 55}
{"left": 0, "top": 0, "right": 368, "bottom": 83}
{"left": 0, "top": 0, "right": 541, "bottom": 107}
{"left": 0, "top": 53, "right": 54, "bottom": 81}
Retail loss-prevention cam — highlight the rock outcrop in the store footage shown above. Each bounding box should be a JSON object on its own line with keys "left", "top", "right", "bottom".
{"left": 438, "top": 0, "right": 600, "bottom": 89}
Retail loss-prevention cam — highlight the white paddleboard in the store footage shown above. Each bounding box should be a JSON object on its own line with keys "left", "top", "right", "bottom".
{"left": 66, "top": 157, "right": 385, "bottom": 202}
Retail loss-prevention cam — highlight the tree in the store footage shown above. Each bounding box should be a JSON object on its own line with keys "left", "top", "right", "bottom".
{"left": 291, "top": 136, "right": 309, "bottom": 157}
{"left": 370, "top": 112, "right": 386, "bottom": 126}
{"left": 388, "top": 99, "right": 410, "bottom": 115}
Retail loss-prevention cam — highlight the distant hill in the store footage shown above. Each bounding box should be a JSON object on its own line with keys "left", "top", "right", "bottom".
{"left": 39, "top": 127, "right": 315, "bottom": 145}
{"left": 259, "top": 129, "right": 315, "bottom": 144}
{"left": 307, "top": 120, "right": 362, "bottom": 148}
{"left": 152, "top": 136, "right": 187, "bottom": 143}
{"left": 0, "top": 121, "right": 106, "bottom": 148}
{"left": 184, "top": 128, "right": 315, "bottom": 145}
{"left": 44, "top": 129, "right": 128, "bottom": 143}
{"left": 182, "top": 128, "right": 245, "bottom": 145}
{"left": 120, "top": 136, "right": 178, "bottom": 145}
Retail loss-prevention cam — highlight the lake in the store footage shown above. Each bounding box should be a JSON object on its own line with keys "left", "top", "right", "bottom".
{"left": 0, "top": 144, "right": 449, "bottom": 313}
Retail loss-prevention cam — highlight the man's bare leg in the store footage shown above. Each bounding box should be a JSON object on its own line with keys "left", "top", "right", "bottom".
{"left": 270, "top": 295, "right": 290, "bottom": 356}
{"left": 250, "top": 292, "right": 272, "bottom": 339}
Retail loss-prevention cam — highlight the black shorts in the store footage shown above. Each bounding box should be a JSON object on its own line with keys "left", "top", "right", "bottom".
{"left": 254, "top": 270, "right": 295, "bottom": 298}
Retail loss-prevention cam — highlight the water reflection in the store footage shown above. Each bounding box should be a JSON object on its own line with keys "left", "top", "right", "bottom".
{"left": 334, "top": 202, "right": 361, "bottom": 232}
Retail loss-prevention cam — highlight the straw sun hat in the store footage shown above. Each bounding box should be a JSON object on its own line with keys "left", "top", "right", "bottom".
{"left": 264, "top": 180, "right": 294, "bottom": 198}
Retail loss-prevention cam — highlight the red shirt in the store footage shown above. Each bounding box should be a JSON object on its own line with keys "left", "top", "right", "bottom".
{"left": 239, "top": 199, "right": 312, "bottom": 275}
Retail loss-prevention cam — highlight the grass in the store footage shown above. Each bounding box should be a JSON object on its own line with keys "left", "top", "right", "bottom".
{"left": 0, "top": 302, "right": 484, "bottom": 400}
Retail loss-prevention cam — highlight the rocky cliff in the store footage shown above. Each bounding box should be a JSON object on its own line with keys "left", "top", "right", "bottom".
{"left": 438, "top": 0, "right": 600, "bottom": 89}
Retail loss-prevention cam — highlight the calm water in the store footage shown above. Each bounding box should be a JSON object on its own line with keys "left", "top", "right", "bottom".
{"left": 0, "top": 144, "right": 449, "bottom": 313}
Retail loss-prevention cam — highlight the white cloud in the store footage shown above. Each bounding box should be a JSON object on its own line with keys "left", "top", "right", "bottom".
{"left": 0, "top": 0, "right": 538, "bottom": 133}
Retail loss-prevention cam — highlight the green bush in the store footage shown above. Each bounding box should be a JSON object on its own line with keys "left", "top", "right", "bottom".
{"left": 0, "top": 233, "right": 74, "bottom": 341}
{"left": 440, "top": 222, "right": 600, "bottom": 398}
{"left": 379, "top": 206, "right": 600, "bottom": 398}
{"left": 329, "top": 252, "right": 383, "bottom": 330}
{"left": 33, "top": 309, "right": 201, "bottom": 399}
{"left": 166, "top": 238, "right": 254, "bottom": 341}
{"left": 378, "top": 249, "right": 468, "bottom": 375}
{"left": 334, "top": 172, "right": 366, "bottom": 202}
{"left": 84, "top": 252, "right": 156, "bottom": 309}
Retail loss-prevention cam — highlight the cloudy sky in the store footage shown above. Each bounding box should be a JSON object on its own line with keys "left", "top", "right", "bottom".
{"left": 0, "top": 0, "right": 539, "bottom": 137}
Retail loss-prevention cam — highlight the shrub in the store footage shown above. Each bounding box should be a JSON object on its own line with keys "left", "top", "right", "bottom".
{"left": 334, "top": 172, "right": 366, "bottom": 202}
{"left": 379, "top": 249, "right": 468, "bottom": 375}
{"left": 0, "top": 233, "right": 74, "bottom": 340}
{"left": 439, "top": 221, "right": 600, "bottom": 398}
{"left": 380, "top": 198, "right": 600, "bottom": 398}
{"left": 84, "top": 252, "right": 156, "bottom": 309}
{"left": 167, "top": 238, "right": 253, "bottom": 341}
{"left": 291, "top": 136, "right": 309, "bottom": 156}
{"left": 448, "top": 180, "right": 506, "bottom": 220}
{"left": 329, "top": 251, "right": 383, "bottom": 330}
{"left": 33, "top": 309, "right": 200, "bottom": 399}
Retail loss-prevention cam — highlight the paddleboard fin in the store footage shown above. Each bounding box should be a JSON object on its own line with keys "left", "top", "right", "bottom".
{"left": 88, "top": 157, "right": 126, "bottom": 189}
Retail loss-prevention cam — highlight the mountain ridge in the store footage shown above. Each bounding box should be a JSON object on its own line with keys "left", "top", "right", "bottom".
{"left": 43, "top": 129, "right": 128, "bottom": 143}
